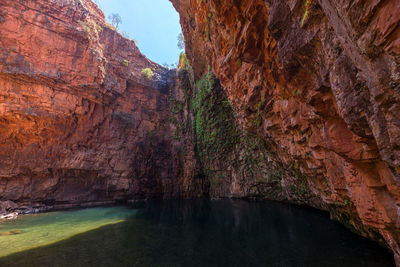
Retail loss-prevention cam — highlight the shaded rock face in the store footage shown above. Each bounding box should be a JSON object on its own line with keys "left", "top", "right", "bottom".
{"left": 171, "top": 0, "right": 400, "bottom": 261}
{"left": 0, "top": 0, "right": 205, "bottom": 209}
{"left": 185, "top": 70, "right": 323, "bottom": 207}
{"left": 0, "top": 0, "right": 399, "bottom": 263}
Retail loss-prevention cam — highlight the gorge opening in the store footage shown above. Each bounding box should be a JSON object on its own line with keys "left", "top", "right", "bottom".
{"left": 0, "top": 0, "right": 399, "bottom": 265}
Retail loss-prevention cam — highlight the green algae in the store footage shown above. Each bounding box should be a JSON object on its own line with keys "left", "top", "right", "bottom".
{"left": 0, "top": 207, "right": 134, "bottom": 257}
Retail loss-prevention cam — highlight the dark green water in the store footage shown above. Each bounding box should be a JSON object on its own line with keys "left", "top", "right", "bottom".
{"left": 0, "top": 200, "right": 395, "bottom": 267}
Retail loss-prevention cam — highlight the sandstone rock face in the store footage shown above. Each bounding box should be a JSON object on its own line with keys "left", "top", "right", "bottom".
{"left": 1, "top": 0, "right": 399, "bottom": 263}
{"left": 171, "top": 0, "right": 400, "bottom": 261}
{"left": 0, "top": 0, "right": 204, "bottom": 210}
{"left": 185, "top": 70, "right": 323, "bottom": 207}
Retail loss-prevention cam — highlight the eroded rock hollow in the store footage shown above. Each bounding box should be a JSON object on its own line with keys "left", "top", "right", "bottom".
{"left": 0, "top": 0, "right": 399, "bottom": 263}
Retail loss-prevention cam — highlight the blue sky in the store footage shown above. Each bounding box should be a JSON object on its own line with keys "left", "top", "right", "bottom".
{"left": 96, "top": 0, "right": 182, "bottom": 66}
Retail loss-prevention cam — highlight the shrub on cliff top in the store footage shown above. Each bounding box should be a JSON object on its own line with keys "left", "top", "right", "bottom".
{"left": 141, "top": 68, "right": 153, "bottom": 79}
{"left": 178, "top": 52, "right": 190, "bottom": 71}
{"left": 122, "top": 59, "right": 129, "bottom": 67}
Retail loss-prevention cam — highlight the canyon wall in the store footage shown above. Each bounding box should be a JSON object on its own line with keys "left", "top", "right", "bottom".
{"left": 0, "top": 0, "right": 399, "bottom": 263}
{"left": 0, "top": 0, "right": 205, "bottom": 211}
{"left": 176, "top": 68, "right": 322, "bottom": 206}
{"left": 171, "top": 0, "right": 400, "bottom": 262}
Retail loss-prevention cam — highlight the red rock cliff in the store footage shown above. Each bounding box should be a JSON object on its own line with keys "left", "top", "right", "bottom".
{"left": 0, "top": 0, "right": 399, "bottom": 263}
{"left": 171, "top": 0, "right": 400, "bottom": 262}
{"left": 0, "top": 0, "right": 205, "bottom": 210}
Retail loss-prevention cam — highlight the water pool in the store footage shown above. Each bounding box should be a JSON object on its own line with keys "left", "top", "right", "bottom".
{"left": 0, "top": 200, "right": 394, "bottom": 266}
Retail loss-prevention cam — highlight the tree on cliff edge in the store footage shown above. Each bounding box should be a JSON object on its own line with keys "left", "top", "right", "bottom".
{"left": 108, "top": 13, "right": 122, "bottom": 30}
{"left": 177, "top": 33, "right": 185, "bottom": 50}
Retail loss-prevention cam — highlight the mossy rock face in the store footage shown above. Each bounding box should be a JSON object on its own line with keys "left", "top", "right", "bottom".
{"left": 167, "top": 70, "right": 321, "bottom": 204}
{"left": 187, "top": 71, "right": 321, "bottom": 205}
{"left": 191, "top": 72, "right": 278, "bottom": 198}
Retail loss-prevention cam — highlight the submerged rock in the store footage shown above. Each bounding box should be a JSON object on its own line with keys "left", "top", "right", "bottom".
{"left": 0, "top": 230, "right": 24, "bottom": 236}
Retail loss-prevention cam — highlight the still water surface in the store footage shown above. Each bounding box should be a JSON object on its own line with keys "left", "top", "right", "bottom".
{"left": 0, "top": 200, "right": 395, "bottom": 266}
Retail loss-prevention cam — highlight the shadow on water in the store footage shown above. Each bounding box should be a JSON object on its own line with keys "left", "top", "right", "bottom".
{"left": 0, "top": 199, "right": 395, "bottom": 267}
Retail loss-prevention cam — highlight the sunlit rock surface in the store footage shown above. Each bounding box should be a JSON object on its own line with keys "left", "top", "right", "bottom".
{"left": 0, "top": 0, "right": 399, "bottom": 263}
{"left": 0, "top": 0, "right": 204, "bottom": 210}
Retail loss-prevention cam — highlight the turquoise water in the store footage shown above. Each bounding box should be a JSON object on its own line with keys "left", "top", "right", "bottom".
{"left": 0, "top": 207, "right": 134, "bottom": 258}
{"left": 0, "top": 200, "right": 395, "bottom": 266}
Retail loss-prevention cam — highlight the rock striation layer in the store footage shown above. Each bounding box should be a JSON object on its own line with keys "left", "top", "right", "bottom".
{"left": 0, "top": 0, "right": 399, "bottom": 264}
{"left": 171, "top": 0, "right": 400, "bottom": 262}
{"left": 0, "top": 0, "right": 204, "bottom": 212}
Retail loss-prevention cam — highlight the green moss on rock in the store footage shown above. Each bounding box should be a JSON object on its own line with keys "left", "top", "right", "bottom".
{"left": 192, "top": 71, "right": 282, "bottom": 197}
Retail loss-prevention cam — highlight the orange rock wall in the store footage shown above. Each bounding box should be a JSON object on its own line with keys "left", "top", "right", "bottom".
{"left": 0, "top": 0, "right": 203, "bottom": 209}
{"left": 0, "top": 0, "right": 399, "bottom": 263}
{"left": 171, "top": 0, "right": 400, "bottom": 262}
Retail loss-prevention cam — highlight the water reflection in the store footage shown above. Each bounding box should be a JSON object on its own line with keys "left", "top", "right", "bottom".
{"left": 0, "top": 199, "right": 394, "bottom": 267}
